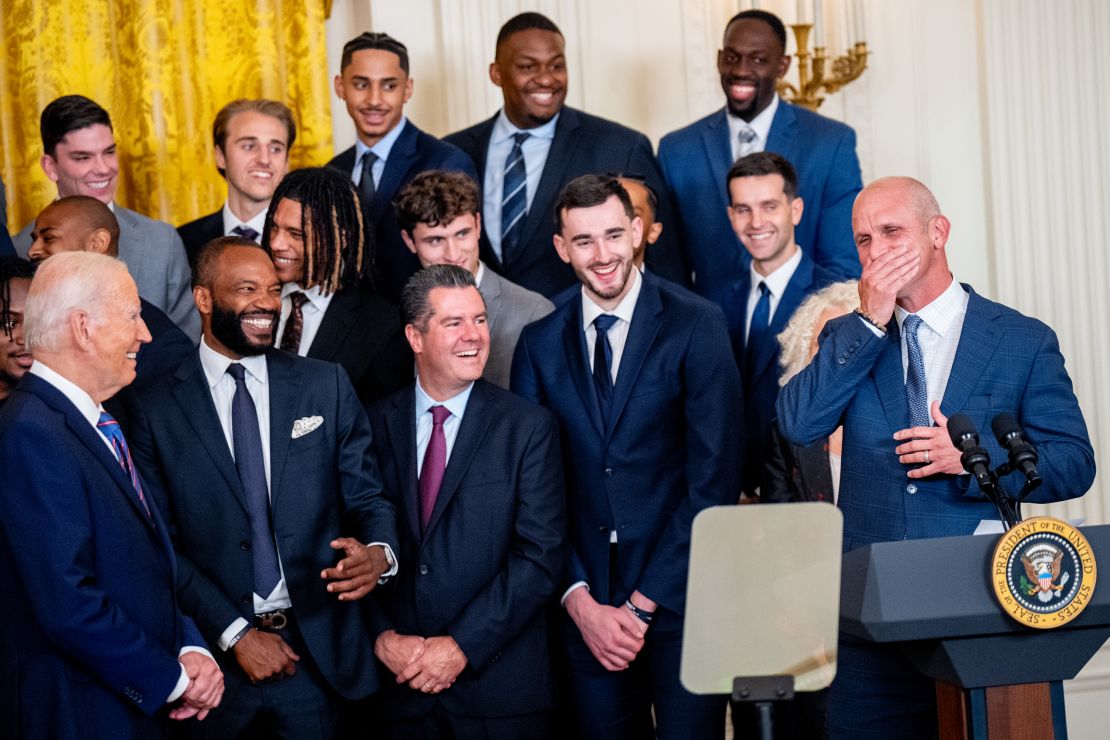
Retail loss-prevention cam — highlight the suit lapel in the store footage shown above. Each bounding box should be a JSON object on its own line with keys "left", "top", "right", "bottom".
{"left": 517, "top": 109, "right": 581, "bottom": 254}
{"left": 266, "top": 351, "right": 298, "bottom": 510}
{"left": 940, "top": 287, "right": 1001, "bottom": 415}
{"left": 470, "top": 117, "right": 505, "bottom": 273}
{"left": 307, "top": 288, "right": 357, "bottom": 362}
{"left": 374, "top": 123, "right": 419, "bottom": 222}
{"left": 562, "top": 297, "right": 606, "bottom": 439}
{"left": 479, "top": 269, "right": 504, "bottom": 334}
{"left": 424, "top": 382, "right": 493, "bottom": 538}
{"left": 765, "top": 102, "right": 799, "bottom": 163}
{"left": 700, "top": 109, "right": 733, "bottom": 209}
{"left": 607, "top": 276, "right": 664, "bottom": 439}
{"left": 384, "top": 386, "right": 421, "bottom": 542}
{"left": 875, "top": 319, "right": 910, "bottom": 431}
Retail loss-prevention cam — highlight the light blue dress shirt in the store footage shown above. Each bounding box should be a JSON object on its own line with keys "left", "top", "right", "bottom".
{"left": 352, "top": 116, "right": 409, "bottom": 189}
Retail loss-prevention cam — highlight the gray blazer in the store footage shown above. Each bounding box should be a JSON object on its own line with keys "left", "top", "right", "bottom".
{"left": 16, "top": 204, "right": 199, "bottom": 341}
{"left": 478, "top": 264, "right": 553, "bottom": 389}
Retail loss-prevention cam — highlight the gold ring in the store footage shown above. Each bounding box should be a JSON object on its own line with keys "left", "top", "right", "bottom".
{"left": 924, "top": 450, "right": 930, "bottom": 464}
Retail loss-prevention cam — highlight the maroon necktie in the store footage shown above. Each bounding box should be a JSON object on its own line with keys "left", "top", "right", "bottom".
{"left": 278, "top": 291, "right": 308, "bottom": 352}
{"left": 418, "top": 405, "right": 451, "bottom": 531}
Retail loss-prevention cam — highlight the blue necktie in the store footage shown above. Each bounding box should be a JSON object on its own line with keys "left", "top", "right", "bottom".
{"left": 593, "top": 314, "right": 618, "bottom": 419}
{"left": 745, "top": 282, "right": 771, "bottom": 381}
{"left": 96, "top": 411, "right": 151, "bottom": 518}
{"left": 227, "top": 363, "right": 282, "bottom": 598}
{"left": 903, "top": 314, "right": 930, "bottom": 428}
{"left": 231, "top": 225, "right": 259, "bottom": 242}
{"left": 500, "top": 132, "right": 530, "bottom": 265}
{"left": 358, "top": 150, "right": 378, "bottom": 206}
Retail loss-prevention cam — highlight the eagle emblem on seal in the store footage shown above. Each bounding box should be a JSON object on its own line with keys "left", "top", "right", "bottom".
{"left": 1020, "top": 545, "right": 1069, "bottom": 603}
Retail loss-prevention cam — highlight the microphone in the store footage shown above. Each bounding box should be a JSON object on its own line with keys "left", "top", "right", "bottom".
{"left": 947, "top": 414, "right": 994, "bottom": 490}
{"left": 991, "top": 413, "right": 1042, "bottom": 490}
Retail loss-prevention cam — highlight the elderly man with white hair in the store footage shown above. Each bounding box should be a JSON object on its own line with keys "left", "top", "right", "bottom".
{"left": 0, "top": 251, "right": 222, "bottom": 740}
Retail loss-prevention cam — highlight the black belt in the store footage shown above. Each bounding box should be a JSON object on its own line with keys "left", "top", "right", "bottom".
{"left": 253, "top": 608, "right": 292, "bottom": 632}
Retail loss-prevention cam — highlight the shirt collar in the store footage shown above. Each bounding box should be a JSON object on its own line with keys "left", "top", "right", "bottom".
{"left": 895, "top": 276, "right": 965, "bottom": 336}
{"left": 728, "top": 93, "right": 779, "bottom": 147}
{"left": 355, "top": 116, "right": 409, "bottom": 165}
{"left": 198, "top": 335, "right": 269, "bottom": 388}
{"left": 581, "top": 266, "right": 642, "bottom": 331}
{"left": 281, "top": 282, "right": 330, "bottom": 310}
{"left": 414, "top": 377, "right": 474, "bottom": 421}
{"left": 221, "top": 201, "right": 268, "bottom": 236}
{"left": 749, "top": 246, "right": 802, "bottom": 299}
{"left": 475, "top": 261, "right": 486, "bottom": 287}
{"left": 492, "top": 108, "right": 559, "bottom": 145}
{"left": 28, "top": 360, "right": 101, "bottom": 427}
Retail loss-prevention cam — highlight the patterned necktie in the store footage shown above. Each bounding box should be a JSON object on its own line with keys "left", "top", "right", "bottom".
{"left": 737, "top": 125, "right": 759, "bottom": 159}
{"left": 419, "top": 405, "right": 451, "bottom": 532}
{"left": 278, "top": 291, "right": 309, "bottom": 353}
{"left": 358, "top": 150, "right": 379, "bottom": 207}
{"left": 500, "top": 132, "right": 531, "bottom": 265}
{"left": 745, "top": 282, "right": 771, "bottom": 381}
{"left": 592, "top": 314, "right": 619, "bottom": 418}
{"left": 96, "top": 411, "right": 151, "bottom": 518}
{"left": 231, "top": 224, "right": 260, "bottom": 242}
{"left": 903, "top": 314, "right": 931, "bottom": 428}
{"left": 226, "top": 363, "right": 282, "bottom": 597}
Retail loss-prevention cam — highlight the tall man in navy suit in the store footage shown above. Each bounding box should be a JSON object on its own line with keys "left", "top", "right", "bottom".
{"left": 659, "top": 9, "right": 862, "bottom": 305}
{"left": 0, "top": 251, "right": 222, "bottom": 739}
{"left": 707, "top": 152, "right": 834, "bottom": 497}
{"left": 512, "top": 175, "right": 743, "bottom": 738}
{"left": 777, "top": 177, "right": 1095, "bottom": 738}
{"left": 366, "top": 265, "right": 565, "bottom": 738}
{"left": 329, "top": 32, "right": 477, "bottom": 301}
{"left": 446, "top": 13, "right": 687, "bottom": 298}
{"left": 128, "top": 238, "right": 399, "bottom": 737}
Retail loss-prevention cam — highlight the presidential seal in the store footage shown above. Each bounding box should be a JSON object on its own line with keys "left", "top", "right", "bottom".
{"left": 991, "top": 517, "right": 1096, "bottom": 629}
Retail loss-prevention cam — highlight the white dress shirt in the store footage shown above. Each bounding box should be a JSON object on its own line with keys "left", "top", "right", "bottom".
{"left": 274, "top": 283, "right": 336, "bottom": 355}
{"left": 414, "top": 379, "right": 474, "bottom": 477}
{"left": 482, "top": 110, "right": 560, "bottom": 260}
{"left": 728, "top": 94, "right": 779, "bottom": 162}
{"left": 744, "top": 246, "right": 802, "bottom": 340}
{"left": 352, "top": 117, "right": 408, "bottom": 190}
{"left": 894, "top": 277, "right": 969, "bottom": 411}
{"left": 580, "top": 267, "right": 643, "bottom": 384}
{"left": 221, "top": 202, "right": 267, "bottom": 242}
{"left": 28, "top": 360, "right": 212, "bottom": 702}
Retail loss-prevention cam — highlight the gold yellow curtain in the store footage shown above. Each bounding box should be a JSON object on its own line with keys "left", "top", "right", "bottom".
{"left": 0, "top": 0, "right": 333, "bottom": 232}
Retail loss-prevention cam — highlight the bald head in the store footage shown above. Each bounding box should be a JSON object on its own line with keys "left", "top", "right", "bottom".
{"left": 857, "top": 177, "right": 942, "bottom": 226}
{"left": 29, "top": 196, "right": 120, "bottom": 261}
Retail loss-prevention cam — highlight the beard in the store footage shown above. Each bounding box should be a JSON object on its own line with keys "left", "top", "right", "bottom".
{"left": 210, "top": 301, "right": 278, "bottom": 357}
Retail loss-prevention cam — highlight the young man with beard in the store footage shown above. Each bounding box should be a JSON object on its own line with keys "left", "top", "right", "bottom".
{"left": 511, "top": 175, "right": 742, "bottom": 739}
{"left": 127, "top": 238, "right": 399, "bottom": 738}
{"left": 659, "top": 9, "right": 862, "bottom": 303}
{"left": 0, "top": 257, "right": 34, "bottom": 408}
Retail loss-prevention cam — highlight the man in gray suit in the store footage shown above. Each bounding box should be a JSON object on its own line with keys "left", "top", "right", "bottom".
{"left": 12, "top": 95, "right": 198, "bottom": 340}
{"left": 395, "top": 170, "right": 552, "bottom": 388}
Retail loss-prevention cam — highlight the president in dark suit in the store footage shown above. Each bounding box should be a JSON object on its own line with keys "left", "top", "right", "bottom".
{"left": 659, "top": 9, "right": 862, "bottom": 305}
{"left": 365, "top": 265, "right": 565, "bottom": 738}
{"left": 512, "top": 175, "right": 743, "bottom": 739}
{"left": 328, "top": 32, "right": 477, "bottom": 301}
{"left": 445, "top": 12, "right": 687, "bottom": 298}
{"left": 128, "top": 238, "right": 399, "bottom": 738}
{"left": 777, "top": 177, "right": 1095, "bottom": 738}
{"left": 265, "top": 168, "right": 412, "bottom": 405}
{"left": 0, "top": 251, "right": 222, "bottom": 739}
{"left": 705, "top": 153, "right": 834, "bottom": 496}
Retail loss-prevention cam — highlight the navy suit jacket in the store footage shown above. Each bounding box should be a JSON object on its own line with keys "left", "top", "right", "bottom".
{"left": 327, "top": 122, "right": 477, "bottom": 301}
{"left": 511, "top": 273, "right": 743, "bottom": 613}
{"left": 176, "top": 210, "right": 222, "bottom": 268}
{"left": 658, "top": 103, "right": 862, "bottom": 302}
{"left": 127, "top": 350, "right": 398, "bottom": 700}
{"left": 0, "top": 222, "right": 14, "bottom": 257}
{"left": 446, "top": 107, "right": 689, "bottom": 298}
{"left": 366, "top": 380, "right": 565, "bottom": 719}
{"left": 777, "top": 286, "right": 1095, "bottom": 550}
{"left": 707, "top": 253, "right": 835, "bottom": 493}
{"left": 0, "top": 374, "right": 205, "bottom": 739}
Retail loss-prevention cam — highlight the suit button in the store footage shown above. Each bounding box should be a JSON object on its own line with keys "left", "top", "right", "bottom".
{"left": 906, "top": 483, "right": 919, "bottom": 495}
{"left": 852, "top": 339, "right": 862, "bottom": 348}
{"left": 240, "top": 540, "right": 251, "bottom": 551}
{"left": 604, "top": 467, "right": 613, "bottom": 477}
{"left": 241, "top": 595, "right": 251, "bottom": 606}
{"left": 837, "top": 357, "right": 847, "bottom": 365}
{"left": 419, "top": 564, "right": 429, "bottom": 575}
{"left": 598, "top": 524, "right": 609, "bottom": 533}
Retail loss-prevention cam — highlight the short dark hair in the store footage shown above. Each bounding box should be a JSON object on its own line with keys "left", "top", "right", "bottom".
{"left": 724, "top": 10, "right": 787, "bottom": 51}
{"left": 40, "top": 95, "right": 113, "bottom": 157}
{"left": 341, "top": 31, "right": 409, "bottom": 74}
{"left": 212, "top": 99, "right": 297, "bottom": 177}
{"left": 496, "top": 12, "right": 562, "bottom": 57}
{"left": 394, "top": 170, "right": 480, "bottom": 236}
{"left": 45, "top": 196, "right": 121, "bottom": 254}
{"left": 609, "top": 172, "right": 659, "bottom": 219}
{"left": 554, "top": 174, "right": 635, "bottom": 233}
{"left": 726, "top": 151, "right": 799, "bottom": 199}
{"left": 0, "top": 256, "right": 36, "bottom": 340}
{"left": 193, "top": 236, "right": 263, "bottom": 289}
{"left": 401, "top": 264, "right": 479, "bottom": 333}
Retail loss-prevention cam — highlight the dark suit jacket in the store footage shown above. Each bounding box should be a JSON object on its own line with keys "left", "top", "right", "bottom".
{"left": 366, "top": 380, "right": 565, "bottom": 719}
{"left": 303, "top": 284, "right": 412, "bottom": 406}
{"left": 0, "top": 373, "right": 205, "bottom": 739}
{"left": 127, "top": 350, "right": 398, "bottom": 700}
{"left": 0, "top": 222, "right": 14, "bottom": 257}
{"left": 658, "top": 103, "right": 862, "bottom": 302}
{"left": 176, "top": 210, "right": 222, "bottom": 269}
{"left": 511, "top": 272, "right": 743, "bottom": 613}
{"left": 446, "top": 107, "right": 689, "bottom": 298}
{"left": 777, "top": 285, "right": 1095, "bottom": 551}
{"left": 762, "top": 423, "right": 835, "bottom": 504}
{"left": 706, "top": 253, "right": 835, "bottom": 493}
{"left": 327, "top": 122, "right": 477, "bottom": 301}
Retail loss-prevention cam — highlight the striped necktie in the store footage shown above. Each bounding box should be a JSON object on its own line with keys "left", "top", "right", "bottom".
{"left": 500, "top": 132, "right": 530, "bottom": 265}
{"left": 96, "top": 411, "right": 151, "bottom": 518}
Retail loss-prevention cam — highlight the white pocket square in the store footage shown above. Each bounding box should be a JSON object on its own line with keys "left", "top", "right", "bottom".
{"left": 291, "top": 415, "right": 323, "bottom": 439}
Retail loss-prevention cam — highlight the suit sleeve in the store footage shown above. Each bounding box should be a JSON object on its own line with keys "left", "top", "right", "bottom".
{"left": 447, "top": 413, "right": 566, "bottom": 669}
{"left": 0, "top": 419, "right": 182, "bottom": 714}
{"left": 627, "top": 133, "right": 691, "bottom": 286}
{"left": 637, "top": 308, "right": 744, "bottom": 609}
{"left": 163, "top": 228, "right": 201, "bottom": 342}
{"left": 811, "top": 127, "right": 863, "bottom": 280}
{"left": 363, "top": 318, "right": 415, "bottom": 404}
{"left": 442, "top": 144, "right": 480, "bottom": 182}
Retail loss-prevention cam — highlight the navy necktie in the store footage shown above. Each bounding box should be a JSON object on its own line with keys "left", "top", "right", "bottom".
{"left": 745, "top": 281, "right": 771, "bottom": 381}
{"left": 903, "top": 314, "right": 930, "bottom": 428}
{"left": 593, "top": 314, "right": 619, "bottom": 418}
{"left": 96, "top": 411, "right": 151, "bottom": 518}
{"left": 227, "top": 363, "right": 282, "bottom": 597}
{"left": 358, "top": 150, "right": 379, "bottom": 207}
{"left": 500, "top": 132, "right": 530, "bottom": 265}
{"left": 231, "top": 225, "right": 259, "bottom": 242}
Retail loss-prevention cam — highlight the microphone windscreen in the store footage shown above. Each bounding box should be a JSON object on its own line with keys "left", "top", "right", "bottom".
{"left": 947, "top": 413, "right": 978, "bottom": 447}
{"left": 991, "top": 412, "right": 1021, "bottom": 444}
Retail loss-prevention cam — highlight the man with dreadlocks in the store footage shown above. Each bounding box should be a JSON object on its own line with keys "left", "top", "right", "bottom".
{"left": 264, "top": 167, "right": 412, "bottom": 405}
{"left": 0, "top": 256, "right": 34, "bottom": 409}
